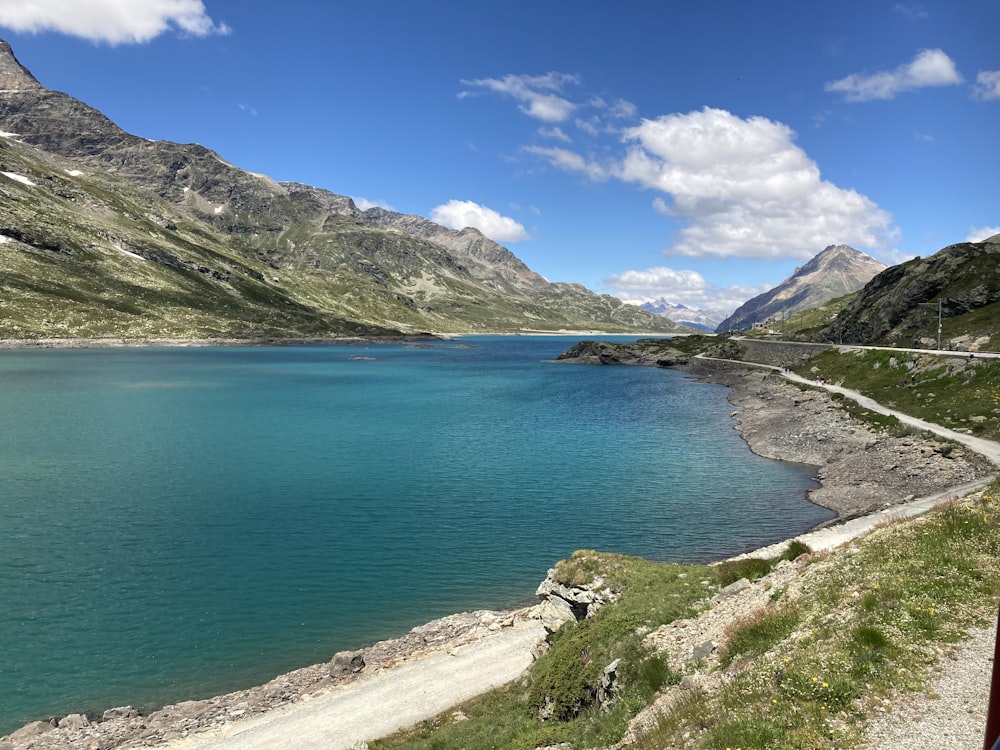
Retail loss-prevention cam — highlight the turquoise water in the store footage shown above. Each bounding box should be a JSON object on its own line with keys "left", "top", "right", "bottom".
{"left": 0, "top": 337, "right": 831, "bottom": 733}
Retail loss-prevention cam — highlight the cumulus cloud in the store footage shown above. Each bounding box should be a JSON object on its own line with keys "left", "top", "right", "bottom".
{"left": 0, "top": 0, "right": 231, "bottom": 44}
{"left": 603, "top": 266, "right": 766, "bottom": 312}
{"left": 613, "top": 107, "right": 897, "bottom": 260}
{"left": 967, "top": 226, "right": 1000, "bottom": 243}
{"left": 459, "top": 73, "right": 578, "bottom": 123}
{"left": 973, "top": 70, "right": 1000, "bottom": 101}
{"left": 430, "top": 200, "right": 529, "bottom": 243}
{"left": 825, "top": 48, "right": 963, "bottom": 102}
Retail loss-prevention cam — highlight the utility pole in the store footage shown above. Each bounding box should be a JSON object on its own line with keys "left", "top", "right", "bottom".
{"left": 937, "top": 299, "right": 942, "bottom": 351}
{"left": 918, "top": 300, "right": 943, "bottom": 350}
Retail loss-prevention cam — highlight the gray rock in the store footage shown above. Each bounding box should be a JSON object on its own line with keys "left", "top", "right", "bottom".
{"left": 330, "top": 650, "right": 366, "bottom": 677}
{"left": 536, "top": 597, "right": 576, "bottom": 634}
{"left": 57, "top": 713, "right": 90, "bottom": 730}
{"left": 713, "top": 578, "right": 751, "bottom": 602}
{"left": 691, "top": 640, "right": 717, "bottom": 661}
{"left": 6, "top": 720, "right": 56, "bottom": 741}
{"left": 102, "top": 705, "right": 139, "bottom": 721}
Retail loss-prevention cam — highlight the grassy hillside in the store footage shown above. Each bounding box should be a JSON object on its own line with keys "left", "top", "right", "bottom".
{"left": 799, "top": 348, "right": 1000, "bottom": 441}
{"left": 370, "top": 483, "right": 1000, "bottom": 749}
{"left": 0, "top": 132, "right": 679, "bottom": 340}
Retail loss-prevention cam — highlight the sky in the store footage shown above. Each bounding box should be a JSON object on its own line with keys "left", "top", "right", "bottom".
{"left": 1, "top": 1, "right": 998, "bottom": 314}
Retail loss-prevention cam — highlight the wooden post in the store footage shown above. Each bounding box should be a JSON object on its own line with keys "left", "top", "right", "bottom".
{"left": 986, "top": 604, "right": 1000, "bottom": 750}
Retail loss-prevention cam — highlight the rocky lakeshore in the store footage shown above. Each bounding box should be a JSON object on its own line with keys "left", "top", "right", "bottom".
{"left": 4, "top": 346, "right": 997, "bottom": 750}
{"left": 558, "top": 338, "right": 996, "bottom": 520}
{"left": 686, "top": 360, "right": 994, "bottom": 521}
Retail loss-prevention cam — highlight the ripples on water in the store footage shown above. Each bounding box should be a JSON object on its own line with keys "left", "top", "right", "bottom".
{"left": 0, "top": 337, "right": 831, "bottom": 733}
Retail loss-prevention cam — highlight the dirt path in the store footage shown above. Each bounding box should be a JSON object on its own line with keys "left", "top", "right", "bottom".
{"left": 780, "top": 370, "right": 1000, "bottom": 466}
{"left": 696, "top": 354, "right": 1000, "bottom": 467}
{"left": 157, "top": 619, "right": 546, "bottom": 750}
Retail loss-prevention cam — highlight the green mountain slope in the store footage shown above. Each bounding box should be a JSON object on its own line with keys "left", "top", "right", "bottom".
{"left": 0, "top": 39, "right": 680, "bottom": 340}
{"left": 821, "top": 236, "right": 1000, "bottom": 349}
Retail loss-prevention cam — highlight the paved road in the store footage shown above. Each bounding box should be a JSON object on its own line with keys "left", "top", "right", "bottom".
{"left": 160, "top": 619, "right": 546, "bottom": 750}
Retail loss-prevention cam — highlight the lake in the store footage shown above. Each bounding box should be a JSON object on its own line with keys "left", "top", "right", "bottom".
{"left": 0, "top": 336, "right": 832, "bottom": 734}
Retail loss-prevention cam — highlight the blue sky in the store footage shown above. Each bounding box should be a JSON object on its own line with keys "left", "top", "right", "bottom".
{"left": 1, "top": 1, "right": 997, "bottom": 314}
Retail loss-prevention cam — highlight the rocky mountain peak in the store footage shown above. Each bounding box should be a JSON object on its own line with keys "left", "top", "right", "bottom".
{"left": 0, "top": 39, "right": 42, "bottom": 91}
{"left": 715, "top": 244, "right": 887, "bottom": 332}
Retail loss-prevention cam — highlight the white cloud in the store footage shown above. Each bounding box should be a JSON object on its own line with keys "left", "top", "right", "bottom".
{"left": 607, "top": 98, "right": 637, "bottom": 119}
{"left": 613, "top": 107, "right": 897, "bottom": 260}
{"left": 967, "top": 226, "right": 1000, "bottom": 243}
{"left": 893, "top": 3, "right": 929, "bottom": 20}
{"left": 538, "top": 126, "right": 571, "bottom": 143}
{"left": 973, "top": 70, "right": 1000, "bottom": 101}
{"left": 430, "top": 200, "right": 529, "bottom": 243}
{"left": 574, "top": 116, "right": 601, "bottom": 136}
{"left": 603, "top": 265, "right": 766, "bottom": 312}
{"left": 459, "top": 73, "right": 578, "bottom": 123}
{"left": 0, "top": 0, "right": 231, "bottom": 44}
{"left": 354, "top": 197, "right": 394, "bottom": 212}
{"left": 825, "top": 48, "right": 963, "bottom": 102}
{"left": 522, "top": 145, "right": 611, "bottom": 181}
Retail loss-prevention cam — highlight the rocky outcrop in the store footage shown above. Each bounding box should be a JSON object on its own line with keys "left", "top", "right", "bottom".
{"left": 821, "top": 238, "right": 1000, "bottom": 347}
{"left": 555, "top": 339, "right": 690, "bottom": 367}
{"left": 535, "top": 569, "right": 619, "bottom": 633}
{"left": 716, "top": 245, "right": 886, "bottom": 333}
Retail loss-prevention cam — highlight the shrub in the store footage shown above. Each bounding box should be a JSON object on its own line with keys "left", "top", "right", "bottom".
{"left": 716, "top": 557, "right": 772, "bottom": 587}
{"left": 720, "top": 604, "right": 801, "bottom": 666}
{"left": 780, "top": 540, "right": 811, "bottom": 561}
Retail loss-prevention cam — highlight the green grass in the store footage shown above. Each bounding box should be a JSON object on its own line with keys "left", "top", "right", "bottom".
{"left": 635, "top": 480, "right": 1000, "bottom": 749}
{"left": 371, "top": 551, "right": 717, "bottom": 750}
{"left": 369, "top": 479, "right": 1000, "bottom": 750}
{"left": 715, "top": 541, "right": 812, "bottom": 588}
{"left": 719, "top": 604, "right": 802, "bottom": 667}
{"left": 799, "top": 349, "right": 1000, "bottom": 440}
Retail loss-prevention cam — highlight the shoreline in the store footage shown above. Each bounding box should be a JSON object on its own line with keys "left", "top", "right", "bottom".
{"left": 0, "top": 335, "right": 443, "bottom": 350}
{"left": 4, "top": 355, "right": 997, "bottom": 749}
{"left": 681, "top": 359, "right": 995, "bottom": 522}
{"left": 0, "top": 331, "right": 677, "bottom": 350}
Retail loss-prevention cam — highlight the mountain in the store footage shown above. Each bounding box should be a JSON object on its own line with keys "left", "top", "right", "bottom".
{"left": 820, "top": 235, "right": 1000, "bottom": 348}
{"left": 0, "top": 39, "right": 681, "bottom": 340}
{"left": 640, "top": 299, "right": 728, "bottom": 332}
{"left": 714, "top": 245, "right": 886, "bottom": 333}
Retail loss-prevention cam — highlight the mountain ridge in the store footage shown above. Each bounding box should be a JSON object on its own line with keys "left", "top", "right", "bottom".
{"left": 715, "top": 244, "right": 886, "bottom": 332}
{"left": 820, "top": 237, "right": 1000, "bottom": 347}
{"left": 0, "top": 38, "right": 681, "bottom": 339}
{"left": 640, "top": 299, "right": 728, "bottom": 332}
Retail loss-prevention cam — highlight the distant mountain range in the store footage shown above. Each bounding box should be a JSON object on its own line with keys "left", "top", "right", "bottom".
{"left": 639, "top": 300, "right": 729, "bottom": 332}
{"left": 0, "top": 39, "right": 681, "bottom": 340}
{"left": 715, "top": 245, "right": 887, "bottom": 333}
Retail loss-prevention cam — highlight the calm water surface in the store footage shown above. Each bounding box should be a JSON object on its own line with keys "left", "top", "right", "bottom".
{"left": 0, "top": 336, "right": 832, "bottom": 733}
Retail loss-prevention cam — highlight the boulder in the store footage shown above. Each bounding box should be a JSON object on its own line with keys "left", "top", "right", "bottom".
{"left": 330, "top": 650, "right": 366, "bottom": 677}
{"left": 57, "top": 713, "right": 90, "bottom": 730}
